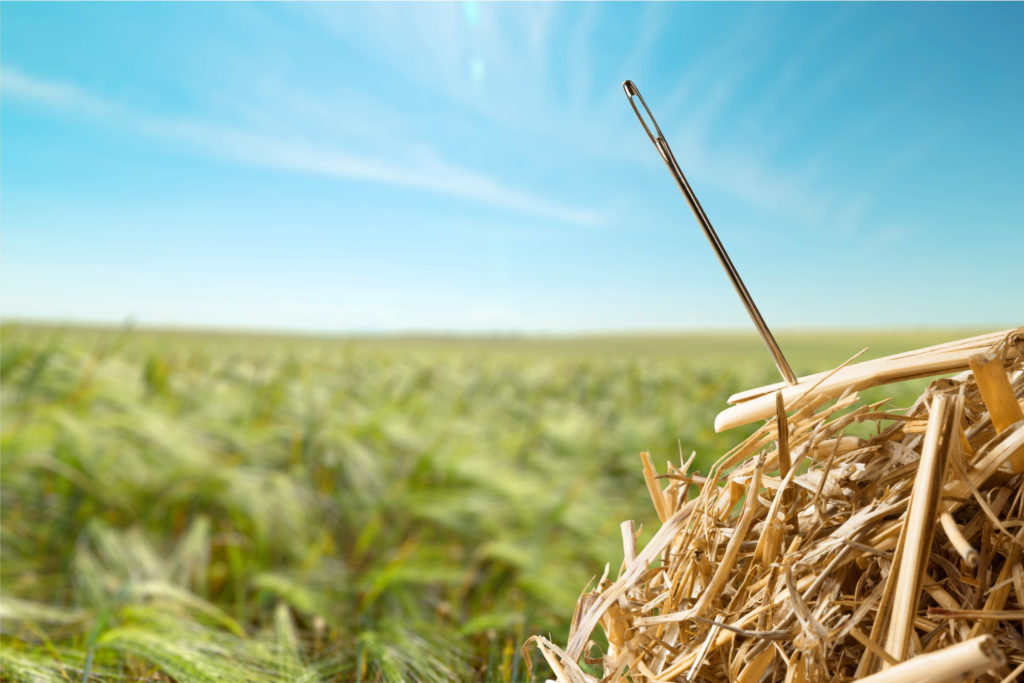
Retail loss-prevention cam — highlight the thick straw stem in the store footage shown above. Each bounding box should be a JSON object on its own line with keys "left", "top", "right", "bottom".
{"left": 775, "top": 391, "right": 793, "bottom": 510}
{"left": 716, "top": 329, "right": 1020, "bottom": 431}
{"left": 883, "top": 393, "right": 952, "bottom": 664}
{"left": 641, "top": 451, "right": 669, "bottom": 523}
{"left": 857, "top": 636, "right": 1004, "bottom": 683}
{"left": 620, "top": 520, "right": 637, "bottom": 568}
{"left": 969, "top": 349, "right": 1024, "bottom": 470}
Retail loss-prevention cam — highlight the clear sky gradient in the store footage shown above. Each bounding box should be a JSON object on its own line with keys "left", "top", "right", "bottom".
{"left": 3, "top": 2, "right": 1022, "bottom": 333}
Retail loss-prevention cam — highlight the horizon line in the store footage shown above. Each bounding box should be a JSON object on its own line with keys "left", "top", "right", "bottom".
{"left": 0, "top": 316, "right": 1009, "bottom": 340}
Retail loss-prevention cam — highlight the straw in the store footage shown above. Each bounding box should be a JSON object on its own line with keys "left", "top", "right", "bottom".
{"left": 529, "top": 328, "right": 1024, "bottom": 681}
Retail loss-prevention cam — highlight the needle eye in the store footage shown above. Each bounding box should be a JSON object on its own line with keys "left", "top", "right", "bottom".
{"left": 622, "top": 80, "right": 665, "bottom": 149}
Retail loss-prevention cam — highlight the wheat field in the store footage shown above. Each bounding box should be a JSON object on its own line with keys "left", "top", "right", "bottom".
{"left": 0, "top": 324, "right": 975, "bottom": 681}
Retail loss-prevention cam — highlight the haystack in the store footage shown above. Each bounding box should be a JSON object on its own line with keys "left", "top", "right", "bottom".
{"left": 528, "top": 328, "right": 1024, "bottom": 682}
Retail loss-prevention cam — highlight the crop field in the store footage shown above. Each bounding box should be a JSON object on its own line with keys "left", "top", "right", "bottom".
{"left": 0, "top": 324, "right": 981, "bottom": 681}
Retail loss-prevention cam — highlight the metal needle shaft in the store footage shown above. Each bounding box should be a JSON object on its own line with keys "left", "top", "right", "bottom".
{"left": 623, "top": 80, "right": 798, "bottom": 386}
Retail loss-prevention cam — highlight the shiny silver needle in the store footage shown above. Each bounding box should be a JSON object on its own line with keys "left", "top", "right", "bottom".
{"left": 623, "top": 79, "right": 798, "bottom": 386}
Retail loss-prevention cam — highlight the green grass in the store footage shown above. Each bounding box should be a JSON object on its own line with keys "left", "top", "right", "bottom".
{"left": 0, "top": 323, "right": 984, "bottom": 681}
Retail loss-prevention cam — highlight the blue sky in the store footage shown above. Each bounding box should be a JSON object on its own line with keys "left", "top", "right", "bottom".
{"left": 2, "top": 2, "right": 1022, "bottom": 333}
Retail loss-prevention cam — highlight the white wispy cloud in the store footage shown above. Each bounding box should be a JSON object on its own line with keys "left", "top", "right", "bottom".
{"left": 1, "top": 65, "right": 602, "bottom": 226}
{"left": 2, "top": 67, "right": 115, "bottom": 114}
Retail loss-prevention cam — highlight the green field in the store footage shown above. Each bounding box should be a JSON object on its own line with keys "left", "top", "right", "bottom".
{"left": 0, "top": 324, "right": 983, "bottom": 681}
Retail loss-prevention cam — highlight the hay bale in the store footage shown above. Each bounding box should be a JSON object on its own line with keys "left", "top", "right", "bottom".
{"left": 529, "top": 328, "right": 1024, "bottom": 682}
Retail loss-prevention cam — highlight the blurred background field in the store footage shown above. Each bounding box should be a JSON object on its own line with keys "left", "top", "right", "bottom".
{"left": 0, "top": 323, "right": 982, "bottom": 681}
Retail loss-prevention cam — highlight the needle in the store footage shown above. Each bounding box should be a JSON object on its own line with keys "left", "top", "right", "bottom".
{"left": 623, "top": 80, "right": 798, "bottom": 386}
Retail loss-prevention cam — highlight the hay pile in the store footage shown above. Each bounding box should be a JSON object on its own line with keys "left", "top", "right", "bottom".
{"left": 529, "top": 328, "right": 1024, "bottom": 682}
